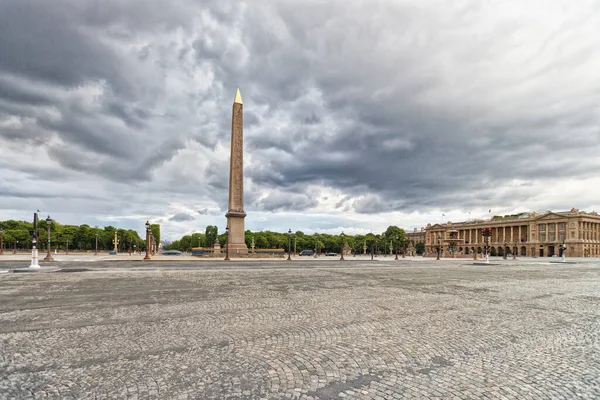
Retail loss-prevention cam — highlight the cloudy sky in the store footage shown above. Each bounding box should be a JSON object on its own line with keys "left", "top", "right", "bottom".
{"left": 1, "top": 0, "right": 600, "bottom": 240}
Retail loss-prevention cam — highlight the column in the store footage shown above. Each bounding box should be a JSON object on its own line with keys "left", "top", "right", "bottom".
{"left": 503, "top": 226, "right": 506, "bottom": 243}
{"left": 510, "top": 226, "right": 514, "bottom": 242}
{"left": 555, "top": 223, "right": 559, "bottom": 244}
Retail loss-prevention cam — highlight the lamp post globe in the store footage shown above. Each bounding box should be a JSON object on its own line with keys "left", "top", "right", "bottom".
{"left": 287, "top": 229, "right": 292, "bottom": 261}
{"left": 224, "top": 226, "right": 231, "bottom": 261}
{"left": 340, "top": 232, "right": 345, "bottom": 261}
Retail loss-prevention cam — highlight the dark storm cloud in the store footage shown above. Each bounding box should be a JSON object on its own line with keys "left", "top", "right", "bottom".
{"left": 1, "top": 0, "right": 600, "bottom": 233}
{"left": 169, "top": 213, "right": 195, "bottom": 222}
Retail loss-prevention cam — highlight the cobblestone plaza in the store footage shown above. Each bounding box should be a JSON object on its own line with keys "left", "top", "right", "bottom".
{"left": 1, "top": 260, "right": 599, "bottom": 399}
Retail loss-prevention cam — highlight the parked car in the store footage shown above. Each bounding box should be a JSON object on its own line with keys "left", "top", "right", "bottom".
{"left": 299, "top": 250, "right": 314, "bottom": 256}
{"left": 326, "top": 252, "right": 337, "bottom": 256}
{"left": 162, "top": 250, "right": 182, "bottom": 256}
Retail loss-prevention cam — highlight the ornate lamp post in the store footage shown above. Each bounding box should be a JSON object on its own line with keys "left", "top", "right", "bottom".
{"left": 395, "top": 235, "right": 399, "bottom": 260}
{"left": 482, "top": 228, "right": 491, "bottom": 264}
{"left": 287, "top": 229, "right": 292, "bottom": 261}
{"left": 251, "top": 236, "right": 255, "bottom": 254}
{"left": 0, "top": 227, "right": 3, "bottom": 255}
{"left": 503, "top": 241, "right": 507, "bottom": 260}
{"left": 340, "top": 232, "right": 345, "bottom": 261}
{"left": 66, "top": 239, "right": 69, "bottom": 255}
{"left": 43, "top": 215, "right": 54, "bottom": 262}
{"left": 560, "top": 240, "right": 567, "bottom": 263}
{"left": 371, "top": 238, "right": 374, "bottom": 260}
{"left": 14, "top": 240, "right": 18, "bottom": 254}
{"left": 402, "top": 240, "right": 406, "bottom": 259}
{"left": 513, "top": 241, "right": 517, "bottom": 260}
{"left": 314, "top": 233, "right": 318, "bottom": 258}
{"left": 224, "top": 226, "right": 231, "bottom": 261}
{"left": 29, "top": 212, "right": 40, "bottom": 268}
{"left": 94, "top": 229, "right": 99, "bottom": 256}
{"left": 144, "top": 221, "right": 151, "bottom": 261}
{"left": 436, "top": 235, "right": 441, "bottom": 260}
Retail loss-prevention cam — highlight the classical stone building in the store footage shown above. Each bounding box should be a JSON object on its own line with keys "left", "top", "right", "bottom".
{"left": 405, "top": 228, "right": 426, "bottom": 255}
{"left": 424, "top": 208, "right": 600, "bottom": 258}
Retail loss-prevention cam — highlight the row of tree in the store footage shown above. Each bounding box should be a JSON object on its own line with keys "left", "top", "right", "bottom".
{"left": 0, "top": 219, "right": 160, "bottom": 252}
{"left": 164, "top": 225, "right": 424, "bottom": 254}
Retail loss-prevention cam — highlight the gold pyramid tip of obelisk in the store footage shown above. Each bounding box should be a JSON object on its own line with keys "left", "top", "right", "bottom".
{"left": 234, "top": 88, "right": 243, "bottom": 104}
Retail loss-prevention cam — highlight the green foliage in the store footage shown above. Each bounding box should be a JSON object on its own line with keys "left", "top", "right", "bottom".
{"left": 150, "top": 224, "right": 160, "bottom": 246}
{"left": 415, "top": 242, "right": 425, "bottom": 255}
{"left": 204, "top": 225, "right": 218, "bottom": 247}
{"left": 0, "top": 219, "right": 144, "bottom": 252}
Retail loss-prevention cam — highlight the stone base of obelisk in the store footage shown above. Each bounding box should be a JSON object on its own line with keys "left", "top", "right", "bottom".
{"left": 226, "top": 211, "right": 249, "bottom": 256}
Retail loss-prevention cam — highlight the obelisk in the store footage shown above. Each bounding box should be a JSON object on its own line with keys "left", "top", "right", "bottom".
{"left": 225, "top": 88, "right": 248, "bottom": 255}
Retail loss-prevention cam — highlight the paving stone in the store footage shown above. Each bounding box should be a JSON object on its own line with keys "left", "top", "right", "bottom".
{"left": 0, "top": 261, "right": 599, "bottom": 399}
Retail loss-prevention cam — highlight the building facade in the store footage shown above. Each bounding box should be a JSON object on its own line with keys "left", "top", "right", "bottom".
{"left": 424, "top": 208, "right": 600, "bottom": 258}
{"left": 406, "top": 228, "right": 426, "bottom": 255}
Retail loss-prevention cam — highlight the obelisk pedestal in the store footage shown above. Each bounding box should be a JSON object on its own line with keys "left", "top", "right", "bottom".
{"left": 225, "top": 89, "right": 248, "bottom": 255}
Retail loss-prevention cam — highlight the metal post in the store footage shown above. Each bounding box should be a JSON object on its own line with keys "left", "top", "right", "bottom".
{"left": 395, "top": 235, "right": 399, "bottom": 260}
{"left": 287, "top": 229, "right": 292, "bottom": 261}
{"left": 340, "top": 232, "right": 345, "bottom": 261}
{"left": 95, "top": 231, "right": 98, "bottom": 256}
{"left": 144, "top": 221, "right": 151, "bottom": 261}
{"left": 29, "top": 212, "right": 40, "bottom": 268}
{"left": 44, "top": 215, "right": 54, "bottom": 262}
{"left": 0, "top": 228, "right": 3, "bottom": 255}
{"left": 503, "top": 242, "right": 507, "bottom": 260}
{"left": 224, "top": 226, "right": 231, "bottom": 261}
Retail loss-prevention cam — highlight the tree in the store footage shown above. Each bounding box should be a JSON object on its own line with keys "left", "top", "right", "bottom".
{"left": 205, "top": 225, "right": 218, "bottom": 247}
{"left": 384, "top": 226, "right": 406, "bottom": 245}
{"left": 415, "top": 242, "right": 425, "bottom": 255}
{"left": 150, "top": 224, "right": 160, "bottom": 247}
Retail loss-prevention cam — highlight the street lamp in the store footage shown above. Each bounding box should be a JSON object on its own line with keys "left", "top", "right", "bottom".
{"left": 402, "top": 239, "right": 406, "bottom": 259}
{"left": 94, "top": 227, "right": 99, "bottom": 256}
{"left": 43, "top": 215, "right": 54, "bottom": 262}
{"left": 371, "top": 238, "right": 374, "bottom": 260}
{"left": 224, "top": 226, "right": 231, "bottom": 261}
{"left": 395, "top": 235, "right": 399, "bottom": 260}
{"left": 436, "top": 234, "right": 441, "bottom": 260}
{"left": 144, "top": 221, "right": 151, "bottom": 261}
{"left": 340, "top": 232, "right": 345, "bottom": 261}
{"left": 503, "top": 241, "right": 507, "bottom": 260}
{"left": 14, "top": 240, "right": 18, "bottom": 254}
{"left": 29, "top": 212, "right": 40, "bottom": 268}
{"left": 513, "top": 241, "right": 517, "bottom": 260}
{"left": 66, "top": 239, "right": 69, "bottom": 255}
{"left": 314, "top": 233, "right": 318, "bottom": 258}
{"left": 287, "top": 229, "right": 292, "bottom": 261}
{"left": 0, "top": 227, "right": 3, "bottom": 255}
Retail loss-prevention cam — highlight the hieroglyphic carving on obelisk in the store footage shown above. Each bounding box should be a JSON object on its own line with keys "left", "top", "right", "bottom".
{"left": 225, "top": 88, "right": 249, "bottom": 255}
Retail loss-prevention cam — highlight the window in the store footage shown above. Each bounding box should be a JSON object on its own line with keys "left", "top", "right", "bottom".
{"left": 560, "top": 234, "right": 566, "bottom": 241}
{"left": 539, "top": 224, "right": 546, "bottom": 231}
{"left": 559, "top": 223, "right": 566, "bottom": 230}
{"left": 549, "top": 233, "right": 555, "bottom": 241}
{"left": 549, "top": 223, "right": 556, "bottom": 230}
{"left": 541, "top": 233, "right": 546, "bottom": 242}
